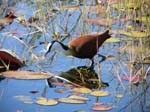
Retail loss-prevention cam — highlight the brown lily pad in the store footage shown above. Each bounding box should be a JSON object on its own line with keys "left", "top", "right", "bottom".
{"left": 92, "top": 105, "right": 112, "bottom": 111}
{"left": 2, "top": 70, "right": 53, "bottom": 80}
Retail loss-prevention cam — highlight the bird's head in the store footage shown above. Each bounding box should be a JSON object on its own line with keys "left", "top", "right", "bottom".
{"left": 105, "top": 30, "right": 111, "bottom": 39}
{"left": 45, "top": 40, "right": 69, "bottom": 57}
{"left": 45, "top": 41, "right": 56, "bottom": 56}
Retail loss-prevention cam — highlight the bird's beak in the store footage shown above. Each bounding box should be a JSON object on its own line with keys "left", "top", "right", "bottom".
{"left": 45, "top": 42, "right": 53, "bottom": 57}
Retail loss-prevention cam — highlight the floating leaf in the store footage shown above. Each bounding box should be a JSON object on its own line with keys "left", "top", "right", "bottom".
{"left": 55, "top": 88, "right": 65, "bottom": 93}
{"left": 0, "top": 49, "right": 24, "bottom": 71}
{"left": 92, "top": 105, "right": 112, "bottom": 111}
{"left": 14, "top": 95, "right": 33, "bottom": 103}
{"left": 93, "top": 102, "right": 103, "bottom": 106}
{"left": 106, "top": 55, "right": 116, "bottom": 60}
{"left": 106, "top": 38, "right": 121, "bottom": 43}
{"left": 58, "top": 98, "right": 85, "bottom": 104}
{"left": 36, "top": 97, "right": 58, "bottom": 106}
{"left": 90, "top": 90, "right": 109, "bottom": 97}
{"left": 74, "top": 110, "right": 87, "bottom": 112}
{"left": 68, "top": 95, "right": 89, "bottom": 101}
{"left": 116, "top": 93, "right": 123, "bottom": 98}
{"left": 2, "top": 70, "right": 53, "bottom": 80}
{"left": 121, "top": 31, "right": 150, "bottom": 38}
{"left": 72, "top": 87, "right": 92, "bottom": 94}
{"left": 51, "top": 82, "right": 64, "bottom": 86}
{"left": 23, "top": 101, "right": 34, "bottom": 104}
{"left": 122, "top": 75, "right": 140, "bottom": 82}
{"left": 14, "top": 95, "right": 31, "bottom": 100}
{"left": 64, "top": 83, "right": 74, "bottom": 88}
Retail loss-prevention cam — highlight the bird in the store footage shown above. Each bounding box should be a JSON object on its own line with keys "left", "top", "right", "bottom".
{"left": 45, "top": 30, "right": 111, "bottom": 67}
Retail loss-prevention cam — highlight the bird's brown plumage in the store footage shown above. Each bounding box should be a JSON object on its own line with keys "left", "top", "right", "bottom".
{"left": 68, "top": 30, "right": 111, "bottom": 59}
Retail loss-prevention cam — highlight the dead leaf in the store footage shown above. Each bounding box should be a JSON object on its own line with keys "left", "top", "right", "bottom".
{"left": 92, "top": 105, "right": 112, "bottom": 111}
{"left": 2, "top": 70, "right": 53, "bottom": 80}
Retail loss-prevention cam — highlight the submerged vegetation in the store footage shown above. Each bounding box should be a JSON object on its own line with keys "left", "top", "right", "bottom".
{"left": 0, "top": 0, "right": 150, "bottom": 112}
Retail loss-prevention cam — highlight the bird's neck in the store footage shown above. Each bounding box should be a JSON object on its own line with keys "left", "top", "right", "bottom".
{"left": 98, "top": 30, "right": 111, "bottom": 44}
{"left": 54, "top": 41, "right": 74, "bottom": 56}
{"left": 56, "top": 41, "right": 68, "bottom": 51}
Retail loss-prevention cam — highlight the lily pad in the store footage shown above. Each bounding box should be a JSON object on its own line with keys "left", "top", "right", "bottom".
{"left": 2, "top": 70, "right": 53, "bottom": 80}
{"left": 68, "top": 95, "right": 89, "bottom": 101}
{"left": 36, "top": 97, "right": 58, "bottom": 106}
{"left": 58, "top": 98, "right": 85, "bottom": 104}
{"left": 90, "top": 90, "right": 109, "bottom": 97}
{"left": 74, "top": 110, "right": 87, "bottom": 112}
{"left": 55, "top": 88, "right": 65, "bottom": 93}
{"left": 72, "top": 87, "right": 92, "bottom": 94}
{"left": 14, "top": 95, "right": 33, "bottom": 104}
{"left": 92, "top": 105, "right": 112, "bottom": 111}
{"left": 116, "top": 93, "right": 123, "bottom": 98}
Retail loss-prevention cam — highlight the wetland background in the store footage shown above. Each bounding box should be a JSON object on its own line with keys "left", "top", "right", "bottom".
{"left": 0, "top": 0, "right": 150, "bottom": 112}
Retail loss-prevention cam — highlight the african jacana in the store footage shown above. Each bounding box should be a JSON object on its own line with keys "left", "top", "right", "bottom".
{"left": 45, "top": 30, "right": 111, "bottom": 67}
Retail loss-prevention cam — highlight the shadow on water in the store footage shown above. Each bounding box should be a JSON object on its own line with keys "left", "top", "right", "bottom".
{"left": 47, "top": 66, "right": 109, "bottom": 89}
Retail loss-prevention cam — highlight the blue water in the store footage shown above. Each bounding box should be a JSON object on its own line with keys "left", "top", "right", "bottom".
{"left": 0, "top": 0, "right": 150, "bottom": 112}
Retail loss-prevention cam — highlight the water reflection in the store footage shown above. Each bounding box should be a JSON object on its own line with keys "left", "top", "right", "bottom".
{"left": 47, "top": 66, "right": 109, "bottom": 89}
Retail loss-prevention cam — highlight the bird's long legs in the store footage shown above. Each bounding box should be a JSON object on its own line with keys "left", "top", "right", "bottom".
{"left": 89, "top": 59, "right": 94, "bottom": 69}
{"left": 89, "top": 54, "right": 106, "bottom": 68}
